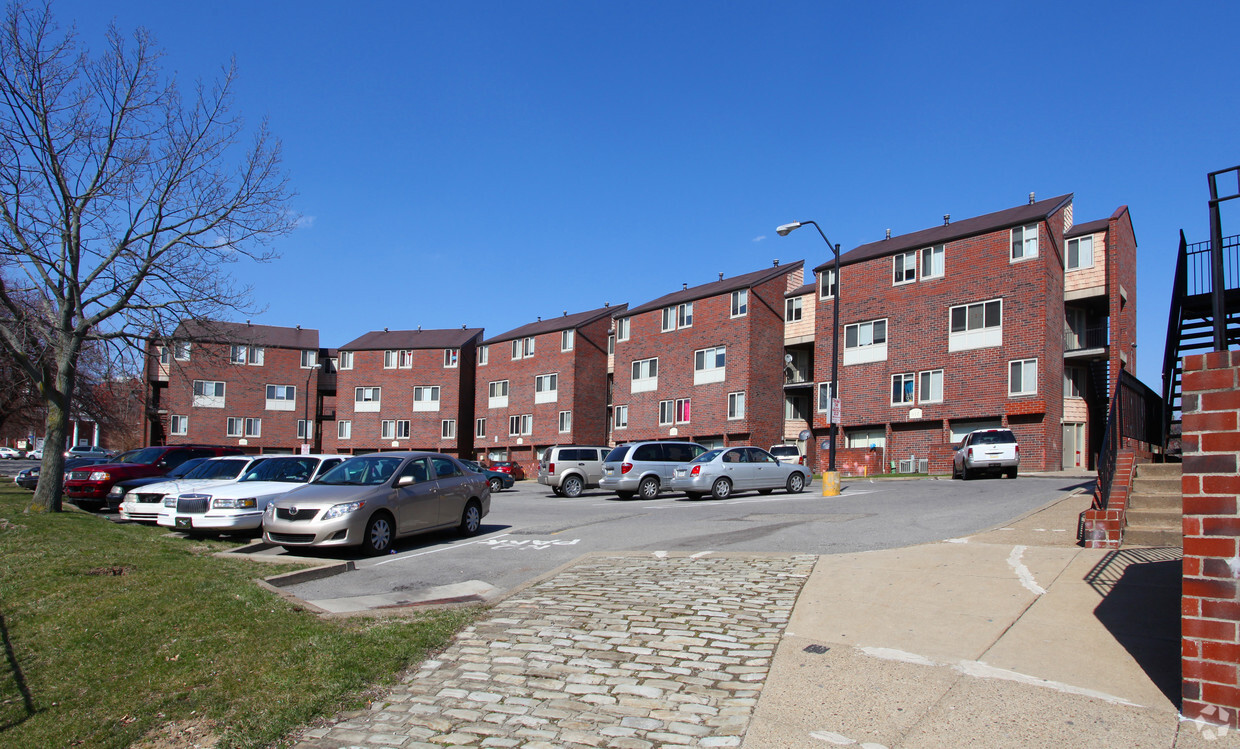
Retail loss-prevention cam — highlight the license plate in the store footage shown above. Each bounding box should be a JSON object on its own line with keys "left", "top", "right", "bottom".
{"left": 175, "top": 517, "right": 192, "bottom": 529}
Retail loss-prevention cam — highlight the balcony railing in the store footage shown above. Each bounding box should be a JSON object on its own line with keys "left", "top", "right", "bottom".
{"left": 1064, "top": 324, "right": 1109, "bottom": 353}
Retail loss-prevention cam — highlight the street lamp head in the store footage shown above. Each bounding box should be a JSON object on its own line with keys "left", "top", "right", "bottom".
{"left": 776, "top": 222, "right": 803, "bottom": 237}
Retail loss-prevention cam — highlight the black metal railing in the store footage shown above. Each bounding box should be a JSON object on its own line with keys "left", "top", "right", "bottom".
{"left": 1064, "top": 323, "right": 1109, "bottom": 352}
{"left": 1093, "top": 370, "right": 1165, "bottom": 511}
{"left": 1183, "top": 234, "right": 1240, "bottom": 297}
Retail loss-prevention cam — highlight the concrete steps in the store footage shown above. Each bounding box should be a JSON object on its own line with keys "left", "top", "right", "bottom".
{"left": 1124, "top": 462, "right": 1182, "bottom": 547}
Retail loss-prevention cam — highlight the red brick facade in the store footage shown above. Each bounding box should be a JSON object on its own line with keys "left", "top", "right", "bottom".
{"left": 1181, "top": 350, "right": 1240, "bottom": 729}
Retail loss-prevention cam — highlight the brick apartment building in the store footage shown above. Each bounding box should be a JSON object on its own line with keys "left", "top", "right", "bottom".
{"left": 609, "top": 261, "right": 805, "bottom": 452}
{"left": 474, "top": 304, "right": 625, "bottom": 473}
{"left": 147, "top": 320, "right": 323, "bottom": 453}
{"left": 326, "top": 328, "right": 483, "bottom": 457}
{"left": 800, "top": 194, "right": 1137, "bottom": 474}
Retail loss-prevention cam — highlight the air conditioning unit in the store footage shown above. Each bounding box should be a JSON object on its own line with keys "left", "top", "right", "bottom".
{"left": 918, "top": 459, "right": 929, "bottom": 474}
{"left": 898, "top": 459, "right": 914, "bottom": 474}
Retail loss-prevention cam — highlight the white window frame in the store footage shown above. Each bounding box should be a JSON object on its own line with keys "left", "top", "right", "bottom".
{"left": 442, "top": 420, "right": 456, "bottom": 439}
{"left": 893, "top": 251, "right": 917, "bottom": 285}
{"left": 265, "top": 384, "right": 297, "bottom": 411}
{"left": 338, "top": 351, "right": 353, "bottom": 370}
{"left": 675, "top": 398, "right": 691, "bottom": 424}
{"left": 192, "top": 380, "right": 226, "bottom": 409}
{"left": 843, "top": 319, "right": 888, "bottom": 365}
{"left": 170, "top": 414, "right": 188, "bottom": 436}
{"left": 355, "top": 386, "right": 381, "bottom": 412}
{"left": 1010, "top": 358, "right": 1038, "bottom": 396}
{"left": 337, "top": 420, "right": 352, "bottom": 440}
{"left": 381, "top": 420, "right": 396, "bottom": 440}
{"left": 413, "top": 385, "right": 441, "bottom": 412}
{"left": 226, "top": 417, "right": 243, "bottom": 438}
{"left": 658, "top": 400, "right": 674, "bottom": 426}
{"left": 786, "top": 296, "right": 803, "bottom": 322}
{"left": 244, "top": 417, "right": 261, "bottom": 438}
{"left": 693, "top": 346, "right": 726, "bottom": 385}
{"left": 230, "top": 345, "right": 248, "bottom": 365}
{"left": 396, "top": 420, "right": 410, "bottom": 439}
{"left": 614, "top": 404, "right": 629, "bottom": 430}
{"left": 1067, "top": 236, "right": 1094, "bottom": 271}
{"left": 508, "top": 414, "right": 533, "bottom": 436}
{"left": 300, "top": 350, "right": 317, "bottom": 368}
{"left": 920, "top": 245, "right": 944, "bottom": 280}
{"left": 444, "top": 348, "right": 459, "bottom": 368}
{"left": 608, "top": 334, "right": 615, "bottom": 354}
{"left": 919, "top": 369, "right": 944, "bottom": 404}
{"left": 949, "top": 299, "right": 1003, "bottom": 352}
{"left": 383, "top": 350, "right": 397, "bottom": 368}
{"left": 475, "top": 417, "right": 486, "bottom": 438}
{"left": 488, "top": 380, "right": 510, "bottom": 409}
{"left": 817, "top": 382, "right": 836, "bottom": 413}
{"left": 891, "top": 373, "right": 915, "bottom": 406}
{"left": 1011, "top": 223, "right": 1038, "bottom": 261}
{"left": 173, "top": 341, "right": 191, "bottom": 361}
{"left": 819, "top": 268, "right": 837, "bottom": 300}
{"left": 558, "top": 410, "right": 572, "bottom": 433}
{"left": 631, "top": 357, "right": 658, "bottom": 393}
{"left": 534, "top": 373, "right": 559, "bottom": 404}
{"left": 477, "top": 345, "right": 489, "bottom": 365}
{"left": 616, "top": 317, "right": 630, "bottom": 342}
{"left": 728, "top": 391, "right": 745, "bottom": 420}
{"left": 297, "top": 419, "right": 311, "bottom": 440}
{"left": 661, "top": 302, "right": 693, "bottom": 331}
{"left": 561, "top": 330, "right": 574, "bottom": 352}
{"left": 731, "top": 290, "right": 748, "bottom": 318}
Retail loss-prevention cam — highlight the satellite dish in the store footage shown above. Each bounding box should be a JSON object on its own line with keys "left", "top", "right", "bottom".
{"left": 798, "top": 429, "right": 812, "bottom": 441}
{"left": 784, "top": 353, "right": 793, "bottom": 364}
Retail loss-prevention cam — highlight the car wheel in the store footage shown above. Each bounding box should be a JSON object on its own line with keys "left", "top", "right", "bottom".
{"left": 616, "top": 491, "right": 634, "bottom": 500}
{"left": 551, "top": 486, "right": 563, "bottom": 497}
{"left": 786, "top": 473, "right": 805, "bottom": 494}
{"left": 685, "top": 492, "right": 703, "bottom": 500}
{"left": 1006, "top": 467, "right": 1018, "bottom": 479}
{"left": 638, "top": 476, "right": 660, "bottom": 500}
{"left": 758, "top": 489, "right": 774, "bottom": 495}
{"left": 962, "top": 465, "right": 973, "bottom": 481}
{"left": 951, "top": 463, "right": 960, "bottom": 479}
{"left": 562, "top": 475, "right": 584, "bottom": 498}
{"left": 488, "top": 477, "right": 503, "bottom": 493}
{"left": 364, "top": 512, "right": 394, "bottom": 555}
{"left": 459, "top": 500, "right": 482, "bottom": 536}
{"left": 711, "top": 478, "right": 732, "bottom": 499}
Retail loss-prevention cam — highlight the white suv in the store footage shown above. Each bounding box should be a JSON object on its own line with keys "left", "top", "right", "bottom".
{"left": 769, "top": 445, "right": 805, "bottom": 466}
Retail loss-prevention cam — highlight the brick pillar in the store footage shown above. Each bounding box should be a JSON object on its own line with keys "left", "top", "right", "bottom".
{"left": 1182, "top": 350, "right": 1240, "bottom": 728}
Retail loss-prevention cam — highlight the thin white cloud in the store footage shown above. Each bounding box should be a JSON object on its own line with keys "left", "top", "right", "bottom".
{"left": 752, "top": 235, "right": 766, "bottom": 243}
{"left": 295, "top": 215, "right": 316, "bottom": 230}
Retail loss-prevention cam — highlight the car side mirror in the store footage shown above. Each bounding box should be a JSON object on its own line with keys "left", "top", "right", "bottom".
{"left": 396, "top": 475, "right": 415, "bottom": 487}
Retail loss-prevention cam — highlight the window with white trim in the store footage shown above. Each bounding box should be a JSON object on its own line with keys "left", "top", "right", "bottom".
{"left": 631, "top": 357, "right": 658, "bottom": 393}
{"left": 919, "top": 369, "right": 944, "bottom": 404}
{"left": 843, "top": 319, "right": 888, "bottom": 365}
{"left": 397, "top": 420, "right": 410, "bottom": 438}
{"left": 920, "top": 245, "right": 944, "bottom": 279}
{"left": 949, "top": 299, "right": 1002, "bottom": 351}
{"left": 561, "top": 330, "right": 574, "bottom": 351}
{"left": 786, "top": 296, "right": 803, "bottom": 322}
{"left": 1011, "top": 223, "right": 1038, "bottom": 261}
{"left": 226, "top": 417, "right": 243, "bottom": 438}
{"left": 608, "top": 334, "right": 615, "bottom": 354}
{"left": 244, "top": 418, "right": 261, "bottom": 437}
{"left": 510, "top": 336, "right": 535, "bottom": 360}
{"left": 413, "top": 385, "right": 441, "bottom": 411}
{"left": 173, "top": 341, "right": 191, "bottom": 361}
{"left": 819, "top": 268, "right": 837, "bottom": 299}
{"left": 558, "top": 410, "right": 572, "bottom": 433}
{"left": 488, "top": 380, "right": 509, "bottom": 409}
{"left": 355, "top": 386, "right": 381, "bottom": 412}
{"left": 676, "top": 398, "right": 691, "bottom": 423}
{"left": 159, "top": 346, "right": 171, "bottom": 365}
{"left": 1010, "top": 359, "right": 1037, "bottom": 396}
{"left": 266, "top": 384, "right": 295, "bottom": 401}
{"left": 616, "top": 317, "right": 630, "bottom": 341}
{"left": 614, "top": 405, "right": 628, "bottom": 429}
{"left": 817, "top": 382, "right": 836, "bottom": 413}
{"left": 444, "top": 348, "right": 459, "bottom": 368}
{"left": 731, "top": 290, "right": 748, "bottom": 318}
{"left": 337, "top": 420, "right": 352, "bottom": 440}
{"left": 338, "top": 351, "right": 353, "bottom": 370}
{"left": 475, "top": 418, "right": 486, "bottom": 438}
{"left": 693, "top": 346, "right": 726, "bottom": 385}
{"left": 893, "top": 251, "right": 917, "bottom": 285}
{"left": 381, "top": 420, "right": 395, "bottom": 440}
{"left": 661, "top": 302, "right": 693, "bottom": 331}
{"left": 230, "top": 345, "right": 248, "bottom": 364}
{"left": 891, "top": 373, "right": 915, "bottom": 405}
{"left": 192, "top": 380, "right": 226, "bottom": 408}
{"left": 441, "top": 420, "right": 456, "bottom": 439}
{"left": 534, "top": 373, "right": 558, "bottom": 403}
{"left": 477, "top": 345, "right": 488, "bottom": 365}
{"left": 508, "top": 414, "right": 532, "bottom": 436}
{"left": 658, "top": 400, "right": 674, "bottom": 425}
{"left": 297, "top": 419, "right": 311, "bottom": 439}
{"left": 728, "top": 391, "right": 745, "bottom": 420}
{"left": 170, "top": 415, "right": 188, "bottom": 436}
{"left": 1067, "top": 236, "right": 1094, "bottom": 270}
{"left": 300, "top": 350, "right": 317, "bottom": 368}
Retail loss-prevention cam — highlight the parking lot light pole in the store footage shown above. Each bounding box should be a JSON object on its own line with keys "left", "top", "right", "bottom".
{"left": 777, "top": 220, "right": 841, "bottom": 495}
{"left": 303, "top": 363, "right": 321, "bottom": 453}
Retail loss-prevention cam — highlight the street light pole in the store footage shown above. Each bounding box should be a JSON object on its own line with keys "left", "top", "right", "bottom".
{"left": 303, "top": 363, "right": 321, "bottom": 453}
{"left": 777, "top": 220, "right": 841, "bottom": 492}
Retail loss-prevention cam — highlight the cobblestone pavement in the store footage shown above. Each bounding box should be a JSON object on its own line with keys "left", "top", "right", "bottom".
{"left": 292, "top": 553, "right": 818, "bottom": 749}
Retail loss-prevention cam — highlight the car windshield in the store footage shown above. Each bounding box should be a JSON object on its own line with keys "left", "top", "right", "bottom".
{"left": 693, "top": 449, "right": 725, "bottom": 464}
{"left": 770, "top": 446, "right": 798, "bottom": 456}
{"left": 317, "top": 456, "right": 404, "bottom": 486}
{"left": 604, "top": 446, "right": 629, "bottom": 462}
{"left": 240, "top": 457, "right": 319, "bottom": 483}
{"left": 114, "top": 447, "right": 164, "bottom": 465}
{"left": 973, "top": 431, "right": 1016, "bottom": 445}
{"left": 188, "top": 458, "right": 255, "bottom": 480}
{"left": 168, "top": 458, "right": 210, "bottom": 478}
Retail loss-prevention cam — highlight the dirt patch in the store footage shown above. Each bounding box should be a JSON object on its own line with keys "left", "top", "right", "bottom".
{"left": 134, "top": 717, "right": 220, "bottom": 749}
{"left": 85, "top": 565, "right": 130, "bottom": 576}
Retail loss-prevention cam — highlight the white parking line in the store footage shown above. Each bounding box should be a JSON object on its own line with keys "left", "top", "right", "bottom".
{"left": 370, "top": 532, "right": 512, "bottom": 566}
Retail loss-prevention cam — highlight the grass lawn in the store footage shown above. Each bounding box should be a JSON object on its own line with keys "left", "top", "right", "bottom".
{"left": 0, "top": 484, "right": 479, "bottom": 748}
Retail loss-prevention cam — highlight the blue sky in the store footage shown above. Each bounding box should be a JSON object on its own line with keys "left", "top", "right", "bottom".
{"left": 55, "top": 0, "right": 1240, "bottom": 389}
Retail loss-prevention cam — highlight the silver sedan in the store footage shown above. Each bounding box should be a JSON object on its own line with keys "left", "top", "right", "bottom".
{"left": 670, "top": 446, "right": 809, "bottom": 500}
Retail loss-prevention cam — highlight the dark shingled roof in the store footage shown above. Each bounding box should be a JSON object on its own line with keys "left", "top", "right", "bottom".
{"left": 484, "top": 304, "right": 629, "bottom": 345}
{"left": 814, "top": 194, "right": 1073, "bottom": 274}
{"left": 341, "top": 328, "right": 484, "bottom": 351}
{"left": 173, "top": 319, "right": 319, "bottom": 349}
{"left": 624, "top": 261, "right": 805, "bottom": 318}
{"left": 786, "top": 281, "right": 816, "bottom": 298}
{"left": 1065, "top": 218, "right": 1110, "bottom": 239}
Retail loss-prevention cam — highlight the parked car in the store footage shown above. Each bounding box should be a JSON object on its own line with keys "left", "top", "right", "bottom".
{"left": 263, "top": 452, "right": 490, "bottom": 555}
{"left": 0, "top": 446, "right": 23, "bottom": 459}
{"left": 461, "top": 459, "right": 514, "bottom": 493}
{"left": 159, "top": 455, "right": 344, "bottom": 534}
{"left": 671, "top": 446, "right": 809, "bottom": 500}
{"left": 64, "top": 444, "right": 114, "bottom": 459}
{"left": 25, "top": 448, "right": 42, "bottom": 460}
{"left": 600, "top": 441, "right": 707, "bottom": 500}
{"left": 116, "top": 456, "right": 266, "bottom": 523}
{"left": 488, "top": 460, "right": 525, "bottom": 481}
{"left": 953, "top": 428, "right": 1020, "bottom": 480}
{"left": 768, "top": 444, "right": 806, "bottom": 466}
{"left": 64, "top": 444, "right": 244, "bottom": 510}
{"left": 537, "top": 445, "right": 611, "bottom": 498}
{"left": 15, "top": 456, "right": 110, "bottom": 491}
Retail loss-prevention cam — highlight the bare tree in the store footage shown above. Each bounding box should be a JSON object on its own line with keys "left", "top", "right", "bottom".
{"left": 0, "top": 3, "right": 295, "bottom": 512}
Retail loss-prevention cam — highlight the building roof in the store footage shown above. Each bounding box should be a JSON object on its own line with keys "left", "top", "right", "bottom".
{"left": 172, "top": 319, "right": 319, "bottom": 349}
{"left": 814, "top": 194, "right": 1073, "bottom": 274}
{"left": 340, "top": 328, "right": 484, "bottom": 351}
{"left": 483, "top": 304, "right": 629, "bottom": 345}
{"left": 624, "top": 261, "right": 805, "bottom": 318}
{"left": 785, "top": 281, "right": 816, "bottom": 298}
{"left": 1065, "top": 217, "right": 1110, "bottom": 239}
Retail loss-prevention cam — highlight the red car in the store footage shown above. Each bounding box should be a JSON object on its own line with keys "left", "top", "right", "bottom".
{"left": 64, "top": 444, "right": 243, "bottom": 510}
{"left": 488, "top": 461, "right": 525, "bottom": 481}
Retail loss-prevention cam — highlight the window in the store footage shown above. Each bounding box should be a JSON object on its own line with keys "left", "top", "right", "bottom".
{"left": 608, "top": 334, "right": 615, "bottom": 354}
{"left": 413, "top": 386, "right": 441, "bottom": 412}
{"left": 676, "top": 398, "right": 691, "bottom": 424}
{"left": 949, "top": 299, "right": 1003, "bottom": 351}
{"left": 396, "top": 421, "right": 410, "bottom": 438}
{"left": 659, "top": 399, "right": 690, "bottom": 424}
{"left": 614, "top": 405, "right": 628, "bottom": 429}
{"left": 843, "top": 319, "right": 888, "bottom": 365}
{"left": 693, "top": 346, "right": 726, "bottom": 385}
{"left": 383, "top": 350, "right": 396, "bottom": 368}
{"left": 1010, "top": 359, "right": 1038, "bottom": 396}
{"left": 510, "top": 336, "right": 535, "bottom": 360}
{"left": 1065, "top": 366, "right": 1086, "bottom": 398}
{"left": 381, "top": 420, "right": 395, "bottom": 440}
{"left": 226, "top": 417, "right": 243, "bottom": 438}
{"left": 891, "top": 373, "right": 915, "bottom": 405}
{"left": 338, "top": 351, "right": 353, "bottom": 370}
{"left": 535, "top": 373, "right": 558, "bottom": 403}
{"left": 785, "top": 394, "right": 810, "bottom": 420}
{"left": 173, "top": 341, "right": 191, "bottom": 361}
{"left": 192, "top": 380, "right": 226, "bottom": 408}
{"left": 477, "top": 345, "right": 489, "bottom": 365}
{"left": 728, "top": 391, "right": 745, "bottom": 420}
{"left": 245, "top": 418, "right": 261, "bottom": 437}
{"left": 1011, "top": 223, "right": 1038, "bottom": 261}
{"left": 230, "top": 345, "right": 263, "bottom": 365}
{"left": 297, "top": 419, "right": 311, "bottom": 439}
{"left": 1067, "top": 236, "right": 1094, "bottom": 270}
{"left": 508, "top": 414, "right": 532, "bottom": 436}
{"left": 354, "top": 386, "right": 381, "bottom": 412}
{"left": 921, "top": 245, "right": 944, "bottom": 279}
{"left": 444, "top": 348, "right": 459, "bottom": 368}
{"left": 266, "top": 384, "right": 295, "bottom": 401}
{"left": 170, "top": 415, "right": 188, "bottom": 436}
{"left": 919, "top": 369, "right": 944, "bottom": 404}
{"left": 817, "top": 382, "right": 836, "bottom": 413}
{"left": 558, "top": 410, "right": 572, "bottom": 433}
{"left": 662, "top": 302, "right": 693, "bottom": 331}
{"left": 488, "top": 380, "right": 509, "bottom": 409}
{"left": 230, "top": 345, "right": 248, "bottom": 364}
{"left": 561, "top": 330, "right": 574, "bottom": 352}
{"left": 631, "top": 357, "right": 658, "bottom": 393}
{"left": 731, "top": 290, "right": 748, "bottom": 318}
{"left": 300, "top": 350, "right": 317, "bottom": 368}
{"left": 658, "top": 400, "right": 674, "bottom": 425}
{"left": 475, "top": 418, "right": 486, "bottom": 438}
{"left": 893, "top": 251, "right": 917, "bottom": 285}
{"left": 442, "top": 420, "right": 456, "bottom": 439}
{"left": 819, "top": 268, "right": 837, "bottom": 299}
{"left": 786, "top": 297, "right": 803, "bottom": 322}
{"left": 337, "top": 420, "right": 352, "bottom": 440}
{"left": 616, "top": 317, "right": 630, "bottom": 342}
{"left": 159, "top": 346, "right": 171, "bottom": 365}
